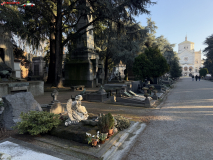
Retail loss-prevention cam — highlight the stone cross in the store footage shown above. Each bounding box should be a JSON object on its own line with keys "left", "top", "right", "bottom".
{"left": 51, "top": 89, "right": 58, "bottom": 102}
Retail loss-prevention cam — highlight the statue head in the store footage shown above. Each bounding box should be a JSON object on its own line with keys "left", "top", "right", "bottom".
{"left": 75, "top": 95, "right": 83, "bottom": 101}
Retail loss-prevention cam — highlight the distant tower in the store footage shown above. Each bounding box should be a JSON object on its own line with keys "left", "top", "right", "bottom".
{"left": 185, "top": 35, "right": 187, "bottom": 41}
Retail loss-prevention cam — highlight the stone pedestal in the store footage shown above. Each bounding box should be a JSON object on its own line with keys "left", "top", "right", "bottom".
{"left": 48, "top": 102, "right": 64, "bottom": 115}
{"left": 144, "top": 97, "right": 151, "bottom": 108}
{"left": 64, "top": 48, "right": 99, "bottom": 88}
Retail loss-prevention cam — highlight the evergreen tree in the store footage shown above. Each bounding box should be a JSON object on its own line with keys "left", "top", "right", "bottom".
{"left": 1, "top": 0, "right": 157, "bottom": 86}
{"left": 133, "top": 47, "right": 169, "bottom": 81}
{"left": 203, "top": 34, "right": 213, "bottom": 75}
{"left": 199, "top": 68, "right": 208, "bottom": 77}
{"left": 169, "top": 57, "right": 182, "bottom": 78}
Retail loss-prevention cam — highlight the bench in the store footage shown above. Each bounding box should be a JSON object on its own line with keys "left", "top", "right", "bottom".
{"left": 70, "top": 85, "right": 85, "bottom": 91}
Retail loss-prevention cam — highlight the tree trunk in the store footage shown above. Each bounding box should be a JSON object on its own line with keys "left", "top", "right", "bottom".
{"left": 46, "top": 15, "right": 56, "bottom": 85}
{"left": 104, "top": 54, "right": 109, "bottom": 81}
{"left": 55, "top": 0, "right": 63, "bottom": 87}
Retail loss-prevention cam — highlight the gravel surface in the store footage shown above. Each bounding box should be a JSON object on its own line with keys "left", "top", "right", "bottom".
{"left": 123, "top": 78, "right": 213, "bottom": 160}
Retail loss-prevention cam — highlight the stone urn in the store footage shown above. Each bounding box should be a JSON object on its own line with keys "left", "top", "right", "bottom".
{"left": 142, "top": 87, "right": 148, "bottom": 94}
{"left": 152, "top": 90, "right": 158, "bottom": 100}
{"left": 144, "top": 93, "right": 149, "bottom": 99}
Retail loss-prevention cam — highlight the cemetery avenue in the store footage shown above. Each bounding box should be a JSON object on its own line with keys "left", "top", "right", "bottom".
{"left": 122, "top": 78, "right": 213, "bottom": 160}
{"left": 1, "top": 0, "right": 213, "bottom": 159}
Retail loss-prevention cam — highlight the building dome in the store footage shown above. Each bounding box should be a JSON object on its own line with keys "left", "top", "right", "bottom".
{"left": 179, "top": 41, "right": 194, "bottom": 44}
{"left": 179, "top": 36, "right": 194, "bottom": 44}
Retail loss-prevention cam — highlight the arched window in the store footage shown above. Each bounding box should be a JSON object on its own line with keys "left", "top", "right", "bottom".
{"left": 184, "top": 67, "right": 188, "bottom": 71}
{"left": 189, "top": 66, "right": 193, "bottom": 72}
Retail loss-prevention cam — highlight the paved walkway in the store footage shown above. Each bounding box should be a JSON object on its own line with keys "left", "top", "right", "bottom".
{"left": 123, "top": 78, "right": 213, "bottom": 160}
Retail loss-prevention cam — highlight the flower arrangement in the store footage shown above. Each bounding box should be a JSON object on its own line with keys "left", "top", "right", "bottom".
{"left": 86, "top": 131, "right": 100, "bottom": 146}
{"left": 99, "top": 133, "right": 107, "bottom": 141}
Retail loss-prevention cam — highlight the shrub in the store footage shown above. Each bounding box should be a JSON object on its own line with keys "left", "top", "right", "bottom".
{"left": 12, "top": 111, "right": 61, "bottom": 135}
{"left": 107, "top": 113, "right": 114, "bottom": 129}
{"left": 114, "top": 115, "right": 130, "bottom": 131}
{"left": 98, "top": 113, "right": 110, "bottom": 133}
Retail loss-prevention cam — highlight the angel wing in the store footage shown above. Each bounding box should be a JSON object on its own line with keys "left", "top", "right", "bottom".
{"left": 66, "top": 99, "right": 73, "bottom": 121}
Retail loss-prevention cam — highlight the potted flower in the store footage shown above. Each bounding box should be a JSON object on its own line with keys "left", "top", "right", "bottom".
{"left": 99, "top": 133, "right": 107, "bottom": 144}
{"left": 86, "top": 132, "right": 92, "bottom": 145}
{"left": 86, "top": 132, "right": 99, "bottom": 147}
{"left": 91, "top": 136, "right": 99, "bottom": 147}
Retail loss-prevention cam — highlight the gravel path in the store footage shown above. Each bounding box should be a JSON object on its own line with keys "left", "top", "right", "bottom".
{"left": 123, "top": 78, "right": 213, "bottom": 160}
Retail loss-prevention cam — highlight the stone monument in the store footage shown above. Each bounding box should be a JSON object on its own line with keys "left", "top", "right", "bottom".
{"left": 65, "top": 95, "right": 89, "bottom": 126}
{"left": 0, "top": 24, "right": 14, "bottom": 73}
{"left": 64, "top": 0, "right": 102, "bottom": 88}
{"left": 47, "top": 89, "right": 64, "bottom": 114}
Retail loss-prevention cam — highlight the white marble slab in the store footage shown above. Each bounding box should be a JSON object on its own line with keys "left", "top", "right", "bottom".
{"left": 0, "top": 141, "right": 62, "bottom": 160}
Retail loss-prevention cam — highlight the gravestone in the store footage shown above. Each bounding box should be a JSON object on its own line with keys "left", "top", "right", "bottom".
{"left": 85, "top": 86, "right": 107, "bottom": 102}
{"left": 47, "top": 89, "right": 64, "bottom": 114}
{"left": 131, "top": 81, "right": 141, "bottom": 93}
{"left": 0, "top": 92, "right": 42, "bottom": 130}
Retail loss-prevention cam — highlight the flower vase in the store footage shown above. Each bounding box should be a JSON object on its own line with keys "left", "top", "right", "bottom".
{"left": 142, "top": 87, "right": 148, "bottom": 94}
{"left": 100, "top": 140, "right": 106, "bottom": 144}
{"left": 108, "top": 129, "right": 113, "bottom": 136}
{"left": 92, "top": 139, "right": 98, "bottom": 147}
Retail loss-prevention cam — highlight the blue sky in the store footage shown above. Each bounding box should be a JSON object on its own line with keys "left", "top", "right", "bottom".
{"left": 134, "top": 0, "right": 213, "bottom": 59}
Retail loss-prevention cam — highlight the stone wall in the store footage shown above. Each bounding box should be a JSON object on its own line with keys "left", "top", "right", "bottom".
{"left": 0, "top": 81, "right": 44, "bottom": 97}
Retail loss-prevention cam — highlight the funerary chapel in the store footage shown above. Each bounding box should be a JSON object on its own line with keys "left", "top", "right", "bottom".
{"left": 177, "top": 36, "right": 202, "bottom": 77}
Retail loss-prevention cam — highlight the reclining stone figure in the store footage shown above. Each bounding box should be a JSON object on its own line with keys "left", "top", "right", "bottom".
{"left": 65, "top": 95, "right": 89, "bottom": 126}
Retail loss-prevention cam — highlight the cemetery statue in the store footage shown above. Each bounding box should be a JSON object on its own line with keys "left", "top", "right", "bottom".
{"left": 66, "top": 95, "right": 89, "bottom": 126}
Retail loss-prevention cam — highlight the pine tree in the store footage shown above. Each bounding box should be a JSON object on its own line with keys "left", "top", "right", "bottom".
{"left": 203, "top": 34, "right": 213, "bottom": 75}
